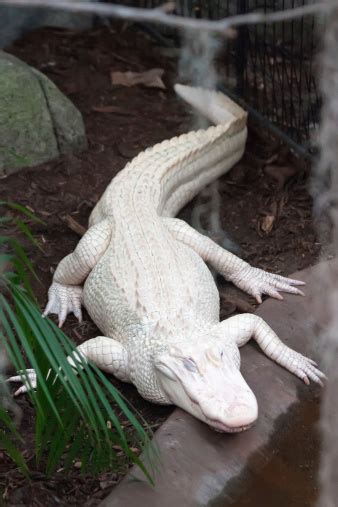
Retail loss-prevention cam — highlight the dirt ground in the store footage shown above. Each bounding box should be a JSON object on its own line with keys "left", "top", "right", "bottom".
{"left": 1, "top": 23, "right": 322, "bottom": 506}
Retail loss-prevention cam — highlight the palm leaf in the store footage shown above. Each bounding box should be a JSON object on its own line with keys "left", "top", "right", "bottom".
{"left": 0, "top": 407, "right": 29, "bottom": 476}
{"left": 0, "top": 203, "right": 155, "bottom": 480}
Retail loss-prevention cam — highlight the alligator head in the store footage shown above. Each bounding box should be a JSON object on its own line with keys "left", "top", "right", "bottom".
{"left": 155, "top": 339, "right": 258, "bottom": 433}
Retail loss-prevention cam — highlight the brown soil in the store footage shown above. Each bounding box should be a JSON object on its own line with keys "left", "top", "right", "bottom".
{"left": 0, "top": 24, "right": 321, "bottom": 506}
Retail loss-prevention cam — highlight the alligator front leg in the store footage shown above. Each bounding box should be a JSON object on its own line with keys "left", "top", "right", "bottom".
{"left": 164, "top": 218, "right": 305, "bottom": 303}
{"left": 75, "top": 336, "right": 130, "bottom": 382}
{"left": 213, "top": 314, "right": 325, "bottom": 385}
{"left": 8, "top": 336, "right": 130, "bottom": 396}
{"left": 43, "top": 219, "right": 112, "bottom": 327}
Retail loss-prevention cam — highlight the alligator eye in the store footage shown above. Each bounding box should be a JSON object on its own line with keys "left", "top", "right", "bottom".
{"left": 220, "top": 351, "right": 224, "bottom": 359}
{"left": 183, "top": 357, "right": 198, "bottom": 372}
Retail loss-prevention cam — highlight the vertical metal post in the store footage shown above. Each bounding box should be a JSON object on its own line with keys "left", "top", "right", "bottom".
{"left": 235, "top": 0, "right": 248, "bottom": 96}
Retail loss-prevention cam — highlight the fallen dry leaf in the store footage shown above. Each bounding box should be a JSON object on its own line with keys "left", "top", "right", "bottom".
{"left": 61, "top": 214, "right": 86, "bottom": 237}
{"left": 111, "top": 68, "right": 166, "bottom": 89}
{"left": 264, "top": 164, "right": 298, "bottom": 190}
{"left": 260, "top": 214, "right": 275, "bottom": 234}
{"left": 129, "top": 447, "right": 140, "bottom": 453}
{"left": 100, "top": 480, "right": 117, "bottom": 490}
{"left": 117, "top": 141, "right": 144, "bottom": 159}
{"left": 92, "top": 105, "right": 135, "bottom": 116}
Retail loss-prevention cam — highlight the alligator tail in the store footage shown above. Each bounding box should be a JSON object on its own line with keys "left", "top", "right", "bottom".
{"left": 174, "top": 84, "right": 247, "bottom": 130}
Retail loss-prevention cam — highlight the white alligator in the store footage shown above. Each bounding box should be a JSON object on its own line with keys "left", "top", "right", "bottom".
{"left": 10, "top": 85, "right": 324, "bottom": 432}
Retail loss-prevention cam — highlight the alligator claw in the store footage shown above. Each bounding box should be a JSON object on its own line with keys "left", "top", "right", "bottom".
{"left": 7, "top": 369, "right": 37, "bottom": 396}
{"left": 284, "top": 351, "right": 326, "bottom": 387}
{"left": 231, "top": 266, "right": 306, "bottom": 304}
{"left": 43, "top": 282, "right": 83, "bottom": 328}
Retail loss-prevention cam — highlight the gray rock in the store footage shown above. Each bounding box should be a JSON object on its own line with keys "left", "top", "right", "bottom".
{"left": 0, "top": 51, "right": 87, "bottom": 177}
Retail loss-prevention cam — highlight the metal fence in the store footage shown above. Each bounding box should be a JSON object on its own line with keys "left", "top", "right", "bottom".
{"left": 120, "top": 0, "right": 322, "bottom": 152}
{"left": 227, "top": 1, "right": 321, "bottom": 148}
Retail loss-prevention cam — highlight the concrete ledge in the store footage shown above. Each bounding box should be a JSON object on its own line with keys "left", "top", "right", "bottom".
{"left": 101, "top": 261, "right": 331, "bottom": 507}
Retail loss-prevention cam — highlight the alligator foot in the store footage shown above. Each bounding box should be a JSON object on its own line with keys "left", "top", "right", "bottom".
{"left": 276, "top": 348, "right": 326, "bottom": 386}
{"left": 43, "top": 282, "right": 83, "bottom": 328}
{"left": 7, "top": 369, "right": 36, "bottom": 396}
{"left": 217, "top": 314, "right": 326, "bottom": 386}
{"left": 230, "top": 266, "right": 305, "bottom": 304}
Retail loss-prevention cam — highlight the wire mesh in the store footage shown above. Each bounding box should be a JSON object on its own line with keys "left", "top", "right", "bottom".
{"left": 233, "top": 0, "right": 321, "bottom": 145}
{"left": 117, "top": 0, "right": 322, "bottom": 148}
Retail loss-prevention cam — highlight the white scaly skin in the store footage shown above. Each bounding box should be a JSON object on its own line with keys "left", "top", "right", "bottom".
{"left": 9, "top": 85, "right": 325, "bottom": 432}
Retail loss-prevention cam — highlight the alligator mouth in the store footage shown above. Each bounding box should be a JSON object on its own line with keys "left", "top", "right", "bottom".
{"left": 157, "top": 367, "right": 254, "bottom": 434}
{"left": 182, "top": 386, "right": 254, "bottom": 433}
{"left": 206, "top": 418, "right": 253, "bottom": 433}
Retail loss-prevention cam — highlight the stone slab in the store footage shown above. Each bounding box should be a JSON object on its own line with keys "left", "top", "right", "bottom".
{"left": 101, "top": 261, "right": 333, "bottom": 507}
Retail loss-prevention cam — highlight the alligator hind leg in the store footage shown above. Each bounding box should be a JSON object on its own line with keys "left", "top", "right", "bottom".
{"left": 213, "top": 314, "right": 325, "bottom": 386}
{"left": 43, "top": 219, "right": 112, "bottom": 327}
{"left": 163, "top": 217, "right": 305, "bottom": 303}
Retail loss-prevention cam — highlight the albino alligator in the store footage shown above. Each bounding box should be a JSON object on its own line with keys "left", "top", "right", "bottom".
{"left": 10, "top": 85, "right": 324, "bottom": 432}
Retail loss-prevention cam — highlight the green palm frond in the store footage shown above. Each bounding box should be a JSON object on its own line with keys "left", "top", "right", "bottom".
{"left": 0, "top": 202, "right": 156, "bottom": 480}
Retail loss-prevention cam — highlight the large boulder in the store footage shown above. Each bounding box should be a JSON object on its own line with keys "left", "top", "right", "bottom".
{"left": 0, "top": 51, "right": 87, "bottom": 177}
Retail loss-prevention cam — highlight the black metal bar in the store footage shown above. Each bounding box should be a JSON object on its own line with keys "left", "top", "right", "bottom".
{"left": 131, "top": 0, "right": 320, "bottom": 156}
{"left": 218, "top": 84, "right": 313, "bottom": 159}
{"left": 235, "top": 0, "right": 248, "bottom": 96}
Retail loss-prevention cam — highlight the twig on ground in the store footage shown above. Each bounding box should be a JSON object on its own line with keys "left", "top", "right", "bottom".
{"left": 62, "top": 215, "right": 86, "bottom": 237}
{"left": 0, "top": 0, "right": 335, "bottom": 36}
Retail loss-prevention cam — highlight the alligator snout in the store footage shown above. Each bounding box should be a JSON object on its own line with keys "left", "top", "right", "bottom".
{"left": 200, "top": 392, "right": 258, "bottom": 433}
